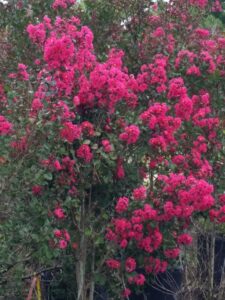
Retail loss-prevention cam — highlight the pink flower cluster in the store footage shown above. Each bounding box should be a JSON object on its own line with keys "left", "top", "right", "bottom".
{"left": 8, "top": 64, "right": 29, "bottom": 81}
{"left": 0, "top": 84, "right": 6, "bottom": 103}
{"left": 101, "top": 139, "right": 112, "bottom": 153}
{"left": 116, "top": 158, "right": 125, "bottom": 179}
{"left": 115, "top": 197, "right": 129, "bottom": 213}
{"left": 60, "top": 122, "right": 81, "bottom": 143}
{"left": 0, "top": 116, "right": 12, "bottom": 135}
{"left": 106, "top": 171, "right": 215, "bottom": 292}
{"left": 177, "top": 233, "right": 193, "bottom": 245}
{"left": 44, "top": 36, "right": 75, "bottom": 69}
{"left": 145, "top": 256, "right": 168, "bottom": 274}
{"left": 137, "top": 55, "right": 168, "bottom": 93}
{"left": 132, "top": 186, "right": 147, "bottom": 201}
{"left": 52, "top": 0, "right": 76, "bottom": 10}
{"left": 125, "top": 257, "right": 136, "bottom": 272}
{"left": 32, "top": 185, "right": 43, "bottom": 196}
{"left": 106, "top": 259, "right": 120, "bottom": 269}
{"left": 76, "top": 144, "right": 93, "bottom": 163}
{"left": 140, "top": 102, "right": 181, "bottom": 152}
{"left": 212, "top": 0, "right": 222, "bottom": 12}
{"left": 128, "top": 273, "right": 146, "bottom": 286}
{"left": 27, "top": 23, "right": 46, "bottom": 44}
{"left": 189, "top": 0, "right": 208, "bottom": 8}
{"left": 119, "top": 125, "right": 140, "bottom": 145}
{"left": 81, "top": 121, "right": 95, "bottom": 137}
{"left": 54, "top": 206, "right": 65, "bottom": 219}
{"left": 86, "top": 50, "right": 138, "bottom": 112}
{"left": 54, "top": 229, "right": 70, "bottom": 249}
{"left": 41, "top": 156, "right": 77, "bottom": 192}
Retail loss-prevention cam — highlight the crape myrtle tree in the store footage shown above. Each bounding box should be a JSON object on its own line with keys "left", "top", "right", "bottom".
{"left": 0, "top": 0, "right": 225, "bottom": 299}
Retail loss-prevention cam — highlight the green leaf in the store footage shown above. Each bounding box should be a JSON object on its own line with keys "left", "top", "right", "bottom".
{"left": 94, "top": 273, "right": 106, "bottom": 285}
{"left": 44, "top": 173, "right": 53, "bottom": 181}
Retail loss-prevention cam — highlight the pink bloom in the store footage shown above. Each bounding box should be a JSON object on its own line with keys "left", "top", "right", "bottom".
{"left": 53, "top": 160, "right": 62, "bottom": 171}
{"left": 149, "top": 136, "right": 167, "bottom": 152}
{"left": 115, "top": 197, "right": 129, "bottom": 213}
{"left": 106, "top": 259, "right": 121, "bottom": 269}
{"left": 63, "top": 229, "right": 70, "bottom": 241}
{"left": 219, "top": 194, "right": 225, "bottom": 204}
{"left": 16, "top": 0, "right": 23, "bottom": 9}
{"left": 34, "top": 59, "right": 41, "bottom": 65}
{"left": 152, "top": 27, "right": 165, "bottom": 38}
{"left": 133, "top": 274, "right": 145, "bottom": 286}
{"left": 200, "top": 51, "right": 215, "bottom": 73}
{"left": 133, "top": 186, "right": 147, "bottom": 201}
{"left": 168, "top": 77, "right": 186, "bottom": 99}
{"left": 194, "top": 28, "right": 210, "bottom": 37}
{"left": 10, "top": 136, "right": 27, "bottom": 152}
{"left": 145, "top": 257, "right": 168, "bottom": 274}
{"left": 102, "top": 139, "right": 112, "bottom": 153}
{"left": 8, "top": 73, "right": 17, "bottom": 79}
{"left": 186, "top": 65, "right": 201, "bottom": 76}
{"left": 175, "top": 96, "right": 193, "bottom": 121}
{"left": 58, "top": 239, "right": 68, "bottom": 249}
{"left": 152, "top": 3, "right": 158, "bottom": 11}
{"left": 164, "top": 248, "right": 180, "bottom": 259}
{"left": 119, "top": 125, "right": 140, "bottom": 145}
{"left": 32, "top": 185, "right": 43, "bottom": 196}
{"left": 172, "top": 155, "right": 185, "bottom": 166}
{"left": 177, "top": 233, "right": 193, "bottom": 245}
{"left": 27, "top": 23, "right": 46, "bottom": 44}
{"left": 43, "top": 15, "right": 52, "bottom": 29}
{"left": 0, "top": 115, "right": 13, "bottom": 136}
{"left": 44, "top": 36, "right": 75, "bottom": 69}
{"left": 105, "top": 228, "right": 117, "bottom": 241}
{"left": 81, "top": 121, "right": 95, "bottom": 136}
{"left": 212, "top": 0, "right": 222, "bottom": 12}
{"left": 116, "top": 158, "right": 125, "bottom": 179}
{"left": 125, "top": 257, "right": 136, "bottom": 273}
{"left": 76, "top": 144, "right": 93, "bottom": 163}
{"left": 120, "top": 239, "right": 128, "bottom": 248}
{"left": 73, "top": 96, "right": 80, "bottom": 106}
{"left": 52, "top": 0, "right": 76, "bottom": 9}
{"left": 60, "top": 122, "right": 81, "bottom": 143}
{"left": 18, "top": 63, "right": 29, "bottom": 81}
{"left": 122, "top": 288, "right": 131, "bottom": 298}
{"left": 68, "top": 186, "right": 78, "bottom": 196}
{"left": 40, "top": 159, "right": 50, "bottom": 167}
{"left": 54, "top": 207, "right": 65, "bottom": 219}
{"left": 209, "top": 209, "right": 219, "bottom": 222}
{"left": 54, "top": 229, "right": 62, "bottom": 238}
{"left": 0, "top": 84, "right": 6, "bottom": 102}
{"left": 17, "top": 63, "right": 25, "bottom": 69}
{"left": 189, "top": 0, "right": 208, "bottom": 8}
{"left": 31, "top": 98, "right": 43, "bottom": 112}
{"left": 144, "top": 204, "right": 157, "bottom": 220}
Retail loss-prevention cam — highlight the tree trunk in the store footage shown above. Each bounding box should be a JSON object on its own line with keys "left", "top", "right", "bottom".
{"left": 89, "top": 247, "right": 95, "bottom": 300}
{"left": 76, "top": 197, "right": 88, "bottom": 300}
{"left": 208, "top": 233, "right": 215, "bottom": 300}
{"left": 218, "top": 258, "right": 225, "bottom": 300}
{"left": 76, "top": 246, "right": 87, "bottom": 300}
